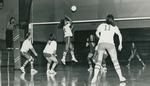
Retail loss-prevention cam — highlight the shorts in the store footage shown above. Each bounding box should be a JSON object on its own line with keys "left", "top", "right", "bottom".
{"left": 21, "top": 52, "right": 31, "bottom": 59}
{"left": 64, "top": 36, "right": 72, "bottom": 44}
{"left": 43, "top": 53, "right": 52, "bottom": 57}
{"left": 98, "top": 43, "right": 115, "bottom": 51}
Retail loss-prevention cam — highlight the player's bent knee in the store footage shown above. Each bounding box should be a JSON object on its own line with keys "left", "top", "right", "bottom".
{"left": 28, "top": 56, "right": 34, "bottom": 62}
{"left": 65, "top": 48, "right": 69, "bottom": 52}
{"left": 55, "top": 60, "right": 59, "bottom": 64}
{"left": 70, "top": 47, "right": 74, "bottom": 51}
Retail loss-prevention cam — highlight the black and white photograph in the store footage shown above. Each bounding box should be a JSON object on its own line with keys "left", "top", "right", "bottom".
{"left": 0, "top": 0, "right": 150, "bottom": 86}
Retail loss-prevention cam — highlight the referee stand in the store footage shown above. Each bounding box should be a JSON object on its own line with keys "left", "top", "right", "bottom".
{"left": 1, "top": 27, "right": 21, "bottom": 69}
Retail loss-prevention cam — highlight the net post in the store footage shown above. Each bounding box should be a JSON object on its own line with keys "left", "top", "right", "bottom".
{"left": 29, "top": 23, "right": 33, "bottom": 43}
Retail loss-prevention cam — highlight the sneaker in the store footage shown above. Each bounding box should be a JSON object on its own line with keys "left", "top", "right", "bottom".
{"left": 20, "top": 67, "right": 25, "bottom": 73}
{"left": 61, "top": 59, "right": 66, "bottom": 65}
{"left": 120, "top": 77, "right": 126, "bottom": 82}
{"left": 72, "top": 58, "right": 78, "bottom": 62}
{"left": 49, "top": 70, "right": 57, "bottom": 75}
{"left": 31, "top": 69, "right": 38, "bottom": 75}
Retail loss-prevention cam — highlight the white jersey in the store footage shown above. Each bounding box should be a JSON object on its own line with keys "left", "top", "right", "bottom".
{"left": 63, "top": 23, "right": 73, "bottom": 37}
{"left": 43, "top": 41, "right": 57, "bottom": 54}
{"left": 20, "top": 39, "right": 33, "bottom": 53}
{"left": 97, "top": 23, "right": 120, "bottom": 45}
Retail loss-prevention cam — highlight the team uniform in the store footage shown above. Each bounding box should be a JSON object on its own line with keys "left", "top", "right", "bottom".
{"left": 63, "top": 23, "right": 73, "bottom": 38}
{"left": 43, "top": 41, "right": 57, "bottom": 56}
{"left": 86, "top": 37, "right": 96, "bottom": 71}
{"left": 20, "top": 38, "right": 37, "bottom": 74}
{"left": 43, "top": 40, "right": 58, "bottom": 74}
{"left": 86, "top": 38, "right": 96, "bottom": 54}
{"left": 97, "top": 23, "right": 120, "bottom": 45}
{"left": 91, "top": 22, "right": 126, "bottom": 83}
{"left": 20, "top": 39, "right": 33, "bottom": 53}
{"left": 96, "top": 23, "right": 119, "bottom": 67}
{"left": 127, "top": 43, "right": 146, "bottom": 67}
{"left": 94, "top": 23, "right": 119, "bottom": 68}
{"left": 61, "top": 23, "right": 78, "bottom": 65}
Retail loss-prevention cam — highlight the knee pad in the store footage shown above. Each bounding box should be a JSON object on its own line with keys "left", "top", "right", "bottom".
{"left": 28, "top": 56, "right": 34, "bottom": 62}
{"left": 138, "top": 58, "right": 142, "bottom": 61}
{"left": 28, "top": 58, "right": 32, "bottom": 62}
{"left": 114, "top": 65, "right": 120, "bottom": 70}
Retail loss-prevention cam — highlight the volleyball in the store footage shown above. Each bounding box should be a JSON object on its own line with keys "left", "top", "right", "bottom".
{"left": 71, "top": 5, "right": 77, "bottom": 12}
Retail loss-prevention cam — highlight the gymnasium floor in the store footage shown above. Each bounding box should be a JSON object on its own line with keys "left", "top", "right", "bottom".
{"left": 0, "top": 60, "right": 150, "bottom": 86}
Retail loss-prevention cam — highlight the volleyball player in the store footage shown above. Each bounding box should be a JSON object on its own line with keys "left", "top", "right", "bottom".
{"left": 20, "top": 32, "right": 38, "bottom": 74}
{"left": 127, "top": 42, "right": 146, "bottom": 67}
{"left": 59, "top": 16, "right": 78, "bottom": 65}
{"left": 86, "top": 34, "right": 108, "bottom": 71}
{"left": 43, "top": 33, "right": 58, "bottom": 74}
{"left": 91, "top": 14, "right": 126, "bottom": 83}
{"left": 86, "top": 34, "right": 96, "bottom": 71}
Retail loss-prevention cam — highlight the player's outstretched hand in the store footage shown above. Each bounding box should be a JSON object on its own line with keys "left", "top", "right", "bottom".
{"left": 35, "top": 53, "right": 38, "bottom": 57}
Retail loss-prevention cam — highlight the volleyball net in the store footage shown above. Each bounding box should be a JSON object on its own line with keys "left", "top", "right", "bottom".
{"left": 28, "top": 16, "right": 150, "bottom": 43}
